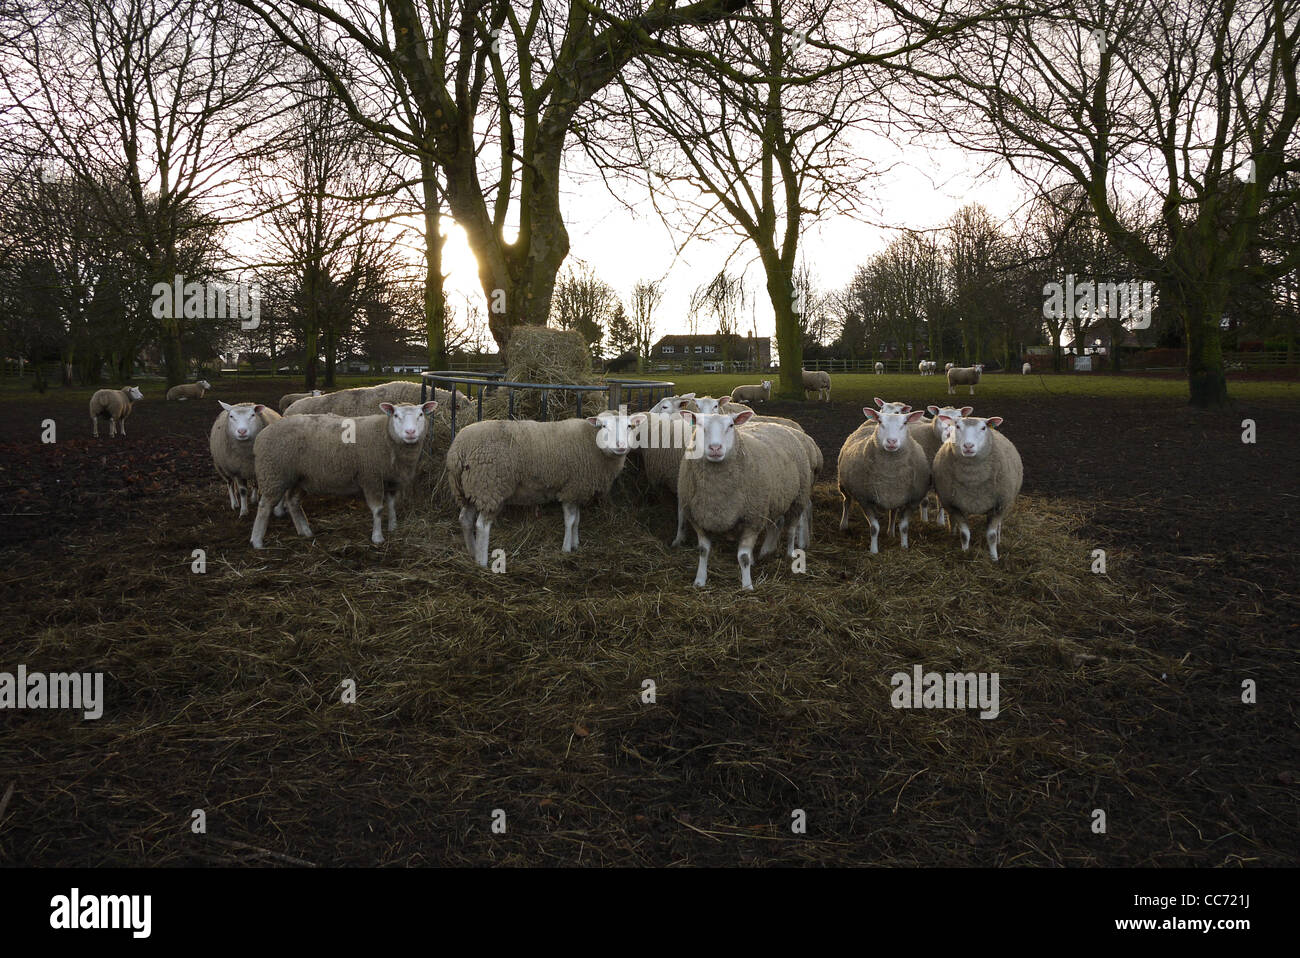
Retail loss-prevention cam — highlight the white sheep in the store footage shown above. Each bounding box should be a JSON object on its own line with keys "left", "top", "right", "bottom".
{"left": 210, "top": 400, "right": 282, "bottom": 517}
{"left": 874, "top": 362, "right": 884, "bottom": 375}
{"left": 648, "top": 393, "right": 696, "bottom": 415}
{"left": 874, "top": 396, "right": 912, "bottom": 416}
{"left": 946, "top": 364, "right": 984, "bottom": 396}
{"left": 1022, "top": 362, "right": 1031, "bottom": 375}
{"left": 945, "top": 362, "right": 954, "bottom": 371}
{"left": 89, "top": 386, "right": 144, "bottom": 437}
{"left": 250, "top": 401, "right": 438, "bottom": 549}
{"left": 279, "top": 389, "right": 322, "bottom": 413}
{"left": 837, "top": 408, "right": 931, "bottom": 552}
{"left": 931, "top": 415, "right": 1023, "bottom": 560}
{"left": 801, "top": 369, "right": 831, "bottom": 402}
{"left": 729, "top": 380, "right": 772, "bottom": 403}
{"left": 677, "top": 409, "right": 813, "bottom": 590}
{"left": 283, "top": 380, "right": 424, "bottom": 417}
{"left": 907, "top": 404, "right": 971, "bottom": 525}
{"left": 166, "top": 379, "right": 212, "bottom": 401}
{"left": 446, "top": 409, "right": 645, "bottom": 567}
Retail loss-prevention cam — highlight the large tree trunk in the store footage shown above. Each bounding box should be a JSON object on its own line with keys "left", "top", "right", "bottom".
{"left": 421, "top": 158, "right": 448, "bottom": 369}
{"left": 1184, "top": 301, "right": 1228, "bottom": 407}
{"left": 764, "top": 263, "right": 803, "bottom": 400}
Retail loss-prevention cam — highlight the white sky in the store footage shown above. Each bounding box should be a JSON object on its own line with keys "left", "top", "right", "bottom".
{"left": 438, "top": 126, "right": 1029, "bottom": 350}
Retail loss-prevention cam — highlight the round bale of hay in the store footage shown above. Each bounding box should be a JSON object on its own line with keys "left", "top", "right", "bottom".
{"left": 490, "top": 324, "right": 597, "bottom": 421}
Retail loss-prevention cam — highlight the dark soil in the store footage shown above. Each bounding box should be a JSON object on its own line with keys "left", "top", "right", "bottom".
{"left": 0, "top": 380, "right": 1296, "bottom": 865}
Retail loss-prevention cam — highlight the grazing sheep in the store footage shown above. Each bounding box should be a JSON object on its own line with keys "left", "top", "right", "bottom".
{"left": 931, "top": 415, "right": 1023, "bottom": 561}
{"left": 677, "top": 409, "right": 813, "bottom": 590}
{"left": 837, "top": 409, "right": 931, "bottom": 553}
{"left": 209, "top": 401, "right": 282, "bottom": 517}
{"left": 946, "top": 363, "right": 984, "bottom": 396}
{"left": 249, "top": 401, "right": 439, "bottom": 549}
{"left": 166, "top": 380, "right": 212, "bottom": 401}
{"left": 730, "top": 380, "right": 772, "bottom": 403}
{"left": 1022, "top": 362, "right": 1032, "bottom": 375}
{"left": 279, "top": 389, "right": 322, "bottom": 413}
{"left": 801, "top": 369, "right": 831, "bottom": 402}
{"left": 89, "top": 386, "right": 144, "bottom": 438}
{"left": 874, "top": 362, "right": 884, "bottom": 375}
{"left": 447, "top": 409, "right": 645, "bottom": 567}
{"left": 283, "top": 380, "right": 424, "bottom": 417}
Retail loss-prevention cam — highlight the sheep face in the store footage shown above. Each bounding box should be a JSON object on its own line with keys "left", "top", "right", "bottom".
{"left": 862, "top": 408, "right": 926, "bottom": 452}
{"left": 926, "top": 405, "right": 972, "bottom": 440}
{"left": 380, "top": 401, "right": 438, "bottom": 444}
{"left": 680, "top": 409, "right": 755, "bottom": 462}
{"left": 220, "top": 401, "right": 272, "bottom": 442}
{"left": 648, "top": 393, "right": 695, "bottom": 416}
{"left": 940, "top": 416, "right": 1005, "bottom": 458}
{"left": 692, "top": 396, "right": 724, "bottom": 414}
{"left": 874, "top": 397, "right": 912, "bottom": 415}
{"left": 126, "top": 386, "right": 143, "bottom": 401}
{"left": 198, "top": 380, "right": 212, "bottom": 390}
{"left": 587, "top": 410, "right": 646, "bottom": 457}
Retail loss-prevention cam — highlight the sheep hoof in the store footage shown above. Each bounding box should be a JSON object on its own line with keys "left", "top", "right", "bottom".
{"left": 693, "top": 577, "right": 707, "bottom": 588}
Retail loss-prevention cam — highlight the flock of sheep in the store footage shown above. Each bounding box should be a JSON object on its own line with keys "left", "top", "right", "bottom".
{"left": 88, "top": 369, "right": 1023, "bottom": 589}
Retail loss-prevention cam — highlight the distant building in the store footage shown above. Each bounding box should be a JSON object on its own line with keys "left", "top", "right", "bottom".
{"left": 651, "top": 333, "right": 771, "bottom": 371}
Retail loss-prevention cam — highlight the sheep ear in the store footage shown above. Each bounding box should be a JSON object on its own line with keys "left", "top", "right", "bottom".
{"left": 379, "top": 402, "right": 395, "bottom": 415}
{"left": 732, "top": 409, "right": 754, "bottom": 426}
{"left": 927, "top": 405, "right": 940, "bottom": 415}
{"left": 862, "top": 408, "right": 879, "bottom": 421}
{"left": 218, "top": 400, "right": 234, "bottom": 411}
{"left": 719, "top": 395, "right": 732, "bottom": 404}
{"left": 629, "top": 414, "right": 647, "bottom": 427}
{"left": 961, "top": 406, "right": 973, "bottom": 416}
{"left": 986, "top": 417, "right": 1004, "bottom": 429}
{"left": 679, "top": 410, "right": 696, "bottom": 424}
{"left": 586, "top": 416, "right": 602, "bottom": 427}
{"left": 421, "top": 401, "right": 438, "bottom": 415}
{"left": 874, "top": 397, "right": 886, "bottom": 408}
{"left": 252, "top": 404, "right": 265, "bottom": 414}
{"left": 680, "top": 392, "right": 695, "bottom": 400}
{"left": 900, "top": 404, "right": 912, "bottom": 412}
{"left": 904, "top": 410, "right": 926, "bottom": 423}
{"left": 937, "top": 415, "right": 953, "bottom": 425}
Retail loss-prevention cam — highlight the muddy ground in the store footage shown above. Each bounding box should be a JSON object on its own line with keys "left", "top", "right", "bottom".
{"left": 0, "top": 379, "right": 1296, "bottom": 865}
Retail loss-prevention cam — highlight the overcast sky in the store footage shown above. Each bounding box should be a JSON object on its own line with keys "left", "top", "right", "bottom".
{"left": 436, "top": 126, "right": 1029, "bottom": 350}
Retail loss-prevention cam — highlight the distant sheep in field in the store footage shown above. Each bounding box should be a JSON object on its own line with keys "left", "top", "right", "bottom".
{"left": 874, "top": 362, "right": 884, "bottom": 374}
{"left": 166, "top": 380, "right": 212, "bottom": 401}
{"left": 802, "top": 369, "right": 831, "bottom": 401}
{"left": 946, "top": 364, "right": 984, "bottom": 396}
{"left": 89, "top": 386, "right": 144, "bottom": 438}
{"left": 1022, "top": 362, "right": 1031, "bottom": 375}
{"left": 729, "top": 380, "right": 771, "bottom": 403}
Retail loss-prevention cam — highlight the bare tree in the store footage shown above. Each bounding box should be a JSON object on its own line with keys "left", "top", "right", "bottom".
{"left": 907, "top": 0, "right": 1300, "bottom": 406}
{"left": 235, "top": 0, "right": 757, "bottom": 354}
{"left": 551, "top": 262, "right": 618, "bottom": 359}
{"left": 630, "top": 278, "right": 665, "bottom": 368}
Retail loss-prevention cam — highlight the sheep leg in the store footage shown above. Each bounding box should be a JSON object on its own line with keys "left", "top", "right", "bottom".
{"left": 693, "top": 528, "right": 711, "bottom": 587}
{"left": 237, "top": 480, "right": 250, "bottom": 518}
{"left": 91, "top": 416, "right": 98, "bottom": 438}
{"left": 785, "top": 513, "right": 800, "bottom": 558}
{"left": 386, "top": 491, "right": 398, "bottom": 533}
{"left": 949, "top": 509, "right": 971, "bottom": 552}
{"left": 474, "top": 513, "right": 493, "bottom": 568}
{"left": 118, "top": 419, "right": 126, "bottom": 437}
{"left": 920, "top": 497, "right": 929, "bottom": 523}
{"left": 864, "top": 504, "right": 881, "bottom": 554}
{"left": 273, "top": 494, "right": 287, "bottom": 518}
{"left": 898, "top": 508, "right": 911, "bottom": 549}
{"left": 458, "top": 506, "right": 478, "bottom": 556}
{"left": 986, "top": 512, "right": 1004, "bottom": 561}
{"left": 671, "top": 500, "right": 688, "bottom": 547}
{"left": 285, "top": 492, "right": 313, "bottom": 538}
{"left": 798, "top": 504, "right": 811, "bottom": 550}
{"left": 838, "top": 488, "right": 853, "bottom": 531}
{"left": 561, "top": 502, "right": 580, "bottom": 552}
{"left": 226, "top": 479, "right": 239, "bottom": 510}
{"left": 364, "top": 487, "right": 385, "bottom": 544}
{"left": 250, "top": 494, "right": 278, "bottom": 549}
{"left": 737, "top": 529, "right": 759, "bottom": 590}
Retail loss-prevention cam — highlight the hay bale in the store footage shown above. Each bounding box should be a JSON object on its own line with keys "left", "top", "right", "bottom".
{"left": 506, "top": 325, "right": 594, "bottom": 385}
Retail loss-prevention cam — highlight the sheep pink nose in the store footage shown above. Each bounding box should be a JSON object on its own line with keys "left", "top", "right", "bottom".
{"left": 884, "top": 438, "right": 899, "bottom": 450}
{"left": 708, "top": 443, "right": 723, "bottom": 455}
{"left": 236, "top": 428, "right": 248, "bottom": 437}
{"left": 962, "top": 443, "right": 975, "bottom": 453}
